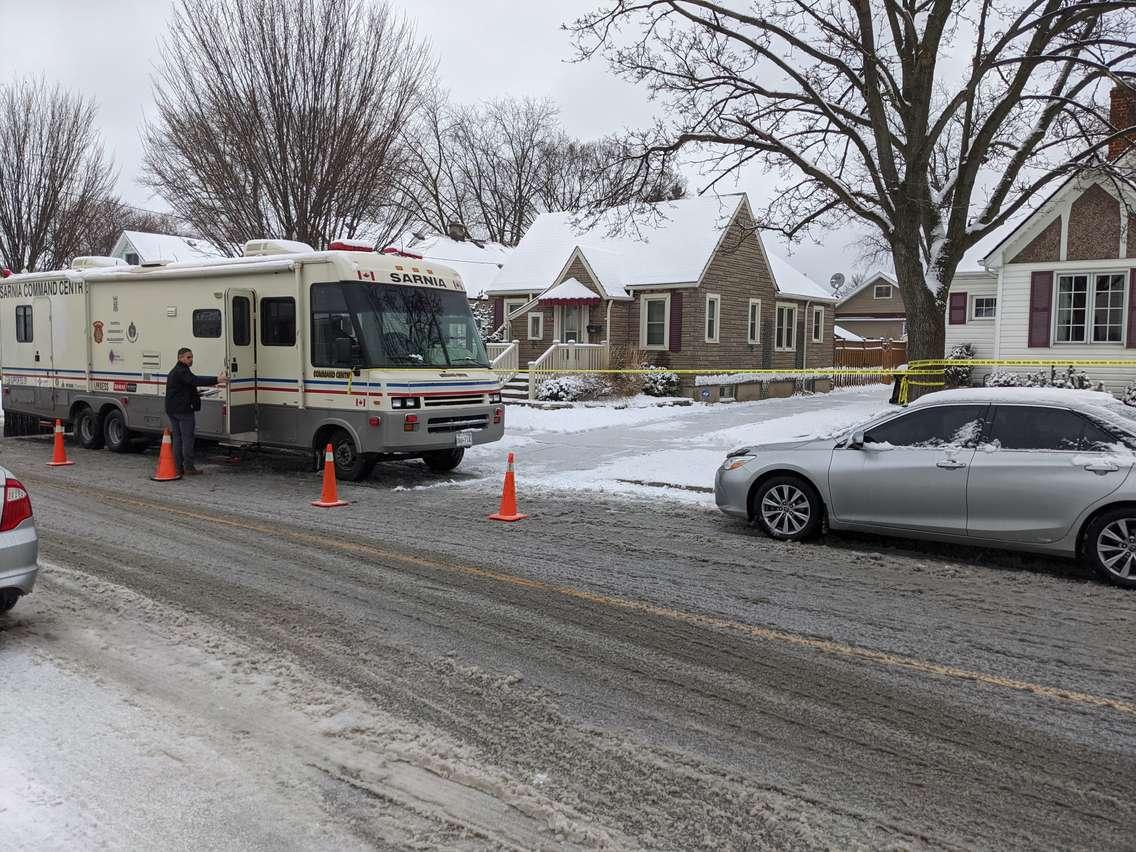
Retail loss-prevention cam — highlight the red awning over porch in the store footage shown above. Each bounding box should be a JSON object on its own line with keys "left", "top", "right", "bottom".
{"left": 537, "top": 277, "right": 601, "bottom": 306}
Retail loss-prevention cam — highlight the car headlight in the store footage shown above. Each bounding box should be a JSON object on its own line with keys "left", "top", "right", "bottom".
{"left": 722, "top": 455, "right": 755, "bottom": 471}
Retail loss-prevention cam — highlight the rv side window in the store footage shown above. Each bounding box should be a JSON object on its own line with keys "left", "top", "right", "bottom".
{"left": 193, "top": 309, "right": 222, "bottom": 338}
{"left": 261, "top": 298, "right": 296, "bottom": 346}
{"left": 15, "top": 305, "right": 32, "bottom": 343}
{"left": 310, "top": 283, "right": 354, "bottom": 366}
{"left": 232, "top": 297, "right": 251, "bottom": 346}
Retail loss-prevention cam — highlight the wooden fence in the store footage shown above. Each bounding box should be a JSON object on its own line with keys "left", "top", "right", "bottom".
{"left": 833, "top": 340, "right": 907, "bottom": 387}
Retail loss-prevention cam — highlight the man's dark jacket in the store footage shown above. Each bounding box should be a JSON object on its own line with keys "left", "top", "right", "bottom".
{"left": 165, "top": 362, "right": 219, "bottom": 416}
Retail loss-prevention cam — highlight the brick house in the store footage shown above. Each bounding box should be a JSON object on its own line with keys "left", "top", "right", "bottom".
{"left": 483, "top": 194, "right": 835, "bottom": 391}
{"left": 834, "top": 272, "right": 908, "bottom": 340}
{"left": 943, "top": 85, "right": 1136, "bottom": 391}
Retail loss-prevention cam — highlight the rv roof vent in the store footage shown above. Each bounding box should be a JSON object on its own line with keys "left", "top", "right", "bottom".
{"left": 242, "top": 238, "right": 315, "bottom": 257}
{"left": 72, "top": 256, "right": 126, "bottom": 270}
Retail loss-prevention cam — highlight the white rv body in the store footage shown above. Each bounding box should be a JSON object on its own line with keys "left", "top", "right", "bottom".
{"left": 0, "top": 246, "right": 504, "bottom": 477}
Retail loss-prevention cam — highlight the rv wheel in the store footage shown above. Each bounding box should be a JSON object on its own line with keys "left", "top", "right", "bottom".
{"left": 75, "top": 408, "right": 105, "bottom": 450}
{"left": 103, "top": 409, "right": 133, "bottom": 453}
{"left": 422, "top": 448, "right": 464, "bottom": 473}
{"left": 329, "top": 430, "right": 370, "bottom": 482}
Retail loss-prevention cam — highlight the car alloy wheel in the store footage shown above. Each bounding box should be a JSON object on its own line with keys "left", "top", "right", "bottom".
{"left": 760, "top": 483, "right": 811, "bottom": 537}
{"left": 1095, "top": 517, "right": 1136, "bottom": 580}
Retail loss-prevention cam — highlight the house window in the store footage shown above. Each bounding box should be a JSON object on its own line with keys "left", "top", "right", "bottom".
{"left": 124, "top": 252, "right": 140, "bottom": 265}
{"left": 192, "top": 308, "right": 222, "bottom": 338}
{"left": 972, "top": 296, "right": 997, "bottom": 320}
{"left": 811, "top": 306, "right": 824, "bottom": 342}
{"left": 873, "top": 283, "right": 892, "bottom": 299}
{"left": 747, "top": 299, "right": 761, "bottom": 344}
{"left": 261, "top": 297, "right": 296, "bottom": 346}
{"left": 704, "top": 294, "right": 720, "bottom": 343}
{"left": 719, "top": 384, "right": 736, "bottom": 400}
{"left": 504, "top": 299, "right": 526, "bottom": 320}
{"left": 640, "top": 295, "right": 670, "bottom": 350}
{"left": 775, "top": 303, "right": 797, "bottom": 352}
{"left": 15, "top": 305, "right": 32, "bottom": 343}
{"left": 1055, "top": 273, "right": 1126, "bottom": 344}
{"left": 527, "top": 312, "right": 543, "bottom": 341}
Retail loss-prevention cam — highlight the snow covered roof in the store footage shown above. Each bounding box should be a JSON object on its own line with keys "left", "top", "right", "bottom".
{"left": 835, "top": 271, "right": 897, "bottom": 304}
{"left": 766, "top": 252, "right": 835, "bottom": 302}
{"left": 538, "top": 277, "right": 600, "bottom": 303}
{"left": 388, "top": 232, "right": 511, "bottom": 299}
{"left": 486, "top": 194, "right": 747, "bottom": 296}
{"left": 833, "top": 324, "right": 864, "bottom": 341}
{"left": 113, "top": 231, "right": 226, "bottom": 263}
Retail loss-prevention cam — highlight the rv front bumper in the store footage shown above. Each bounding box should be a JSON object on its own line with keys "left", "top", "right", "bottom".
{"left": 361, "top": 405, "right": 505, "bottom": 454}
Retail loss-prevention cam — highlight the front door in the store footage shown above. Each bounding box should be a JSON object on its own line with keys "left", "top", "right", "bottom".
{"left": 560, "top": 305, "right": 585, "bottom": 343}
{"left": 827, "top": 404, "right": 988, "bottom": 534}
{"left": 225, "top": 288, "right": 257, "bottom": 439}
{"left": 32, "top": 297, "right": 55, "bottom": 412}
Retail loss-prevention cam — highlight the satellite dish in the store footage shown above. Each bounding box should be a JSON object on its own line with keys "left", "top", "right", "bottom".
{"left": 829, "top": 273, "right": 845, "bottom": 289}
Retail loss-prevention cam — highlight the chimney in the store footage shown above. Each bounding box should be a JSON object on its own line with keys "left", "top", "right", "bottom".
{"left": 1109, "top": 83, "right": 1136, "bottom": 160}
{"left": 446, "top": 220, "right": 467, "bottom": 241}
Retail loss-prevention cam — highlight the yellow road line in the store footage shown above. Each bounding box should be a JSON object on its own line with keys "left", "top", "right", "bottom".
{"left": 27, "top": 475, "right": 1136, "bottom": 717}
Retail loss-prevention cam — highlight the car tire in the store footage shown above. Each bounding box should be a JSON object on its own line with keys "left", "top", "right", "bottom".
{"left": 752, "top": 475, "right": 823, "bottom": 542}
{"left": 0, "top": 588, "right": 19, "bottom": 613}
{"left": 422, "top": 448, "right": 464, "bottom": 473}
{"left": 1085, "top": 507, "right": 1136, "bottom": 590}
{"left": 103, "top": 408, "right": 133, "bottom": 453}
{"left": 74, "top": 407, "right": 105, "bottom": 450}
{"left": 329, "top": 430, "right": 369, "bottom": 482}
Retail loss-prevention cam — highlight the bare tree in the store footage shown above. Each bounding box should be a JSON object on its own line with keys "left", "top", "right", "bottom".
{"left": 571, "top": 0, "right": 1136, "bottom": 364}
{"left": 78, "top": 198, "right": 187, "bottom": 258}
{"left": 142, "top": 0, "right": 433, "bottom": 255}
{"left": 0, "top": 79, "right": 116, "bottom": 272}
{"left": 540, "top": 136, "right": 687, "bottom": 212}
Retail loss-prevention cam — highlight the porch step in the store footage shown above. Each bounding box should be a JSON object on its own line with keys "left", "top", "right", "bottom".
{"left": 501, "top": 372, "right": 529, "bottom": 403}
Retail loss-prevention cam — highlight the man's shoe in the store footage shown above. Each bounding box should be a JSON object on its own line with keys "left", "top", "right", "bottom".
{"left": 183, "top": 467, "right": 203, "bottom": 476}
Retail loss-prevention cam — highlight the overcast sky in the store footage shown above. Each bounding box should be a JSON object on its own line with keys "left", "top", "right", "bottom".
{"left": 0, "top": 0, "right": 868, "bottom": 286}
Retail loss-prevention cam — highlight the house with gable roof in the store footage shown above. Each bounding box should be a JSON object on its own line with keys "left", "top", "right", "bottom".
{"left": 483, "top": 193, "right": 836, "bottom": 396}
{"left": 110, "top": 231, "right": 226, "bottom": 265}
{"left": 943, "top": 85, "right": 1136, "bottom": 390}
{"left": 834, "top": 272, "right": 908, "bottom": 340}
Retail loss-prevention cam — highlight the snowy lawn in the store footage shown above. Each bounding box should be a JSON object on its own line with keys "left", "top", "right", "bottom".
{"left": 464, "top": 386, "right": 894, "bottom": 506}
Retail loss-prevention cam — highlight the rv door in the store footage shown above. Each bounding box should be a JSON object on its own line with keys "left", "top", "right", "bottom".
{"left": 225, "top": 289, "right": 258, "bottom": 440}
{"left": 32, "top": 297, "right": 55, "bottom": 411}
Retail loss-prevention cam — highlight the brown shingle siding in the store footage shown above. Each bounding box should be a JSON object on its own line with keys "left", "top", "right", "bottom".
{"left": 1067, "top": 183, "right": 1121, "bottom": 261}
{"left": 1010, "top": 216, "right": 1061, "bottom": 264}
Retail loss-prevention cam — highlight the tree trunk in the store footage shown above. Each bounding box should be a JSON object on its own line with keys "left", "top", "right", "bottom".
{"left": 893, "top": 247, "right": 946, "bottom": 401}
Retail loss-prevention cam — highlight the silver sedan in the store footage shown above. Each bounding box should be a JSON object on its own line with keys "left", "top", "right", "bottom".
{"left": 715, "top": 388, "right": 1136, "bottom": 589}
{"left": 0, "top": 465, "right": 38, "bottom": 612}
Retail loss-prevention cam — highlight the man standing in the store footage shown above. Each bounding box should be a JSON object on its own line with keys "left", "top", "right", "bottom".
{"left": 165, "top": 347, "right": 226, "bottom": 476}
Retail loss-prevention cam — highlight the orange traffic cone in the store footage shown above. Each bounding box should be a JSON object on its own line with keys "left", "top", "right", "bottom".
{"left": 46, "top": 419, "right": 75, "bottom": 467}
{"left": 489, "top": 452, "right": 528, "bottom": 522}
{"left": 150, "top": 428, "right": 182, "bottom": 481}
{"left": 311, "top": 443, "right": 348, "bottom": 508}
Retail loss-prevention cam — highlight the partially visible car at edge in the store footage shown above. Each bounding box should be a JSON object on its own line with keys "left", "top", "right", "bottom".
{"left": 715, "top": 388, "right": 1136, "bottom": 589}
{"left": 0, "top": 465, "right": 38, "bottom": 612}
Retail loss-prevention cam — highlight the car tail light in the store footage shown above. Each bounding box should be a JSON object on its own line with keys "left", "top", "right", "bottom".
{"left": 0, "top": 479, "right": 33, "bottom": 531}
{"left": 493, "top": 407, "right": 503, "bottom": 425}
{"left": 404, "top": 414, "right": 418, "bottom": 432}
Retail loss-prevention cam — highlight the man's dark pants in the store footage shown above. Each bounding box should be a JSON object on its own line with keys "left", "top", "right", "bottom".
{"left": 168, "top": 412, "right": 197, "bottom": 472}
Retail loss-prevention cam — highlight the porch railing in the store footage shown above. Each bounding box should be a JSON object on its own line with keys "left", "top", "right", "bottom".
{"left": 487, "top": 340, "right": 520, "bottom": 385}
{"left": 528, "top": 340, "right": 609, "bottom": 401}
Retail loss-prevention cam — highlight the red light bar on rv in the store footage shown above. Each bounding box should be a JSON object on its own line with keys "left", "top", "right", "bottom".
{"left": 380, "top": 247, "right": 424, "bottom": 260}
{"left": 327, "top": 239, "right": 375, "bottom": 252}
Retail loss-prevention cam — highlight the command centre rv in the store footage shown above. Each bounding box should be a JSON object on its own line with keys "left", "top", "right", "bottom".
{"left": 0, "top": 240, "right": 504, "bottom": 479}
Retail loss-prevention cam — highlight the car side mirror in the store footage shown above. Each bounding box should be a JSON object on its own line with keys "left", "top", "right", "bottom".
{"left": 849, "top": 430, "right": 865, "bottom": 449}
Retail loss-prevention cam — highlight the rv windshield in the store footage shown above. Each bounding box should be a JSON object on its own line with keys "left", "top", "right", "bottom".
{"left": 311, "top": 281, "right": 490, "bottom": 369}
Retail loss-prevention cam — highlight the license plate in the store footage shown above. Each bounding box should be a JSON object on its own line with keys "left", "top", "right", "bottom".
{"left": 456, "top": 430, "right": 474, "bottom": 448}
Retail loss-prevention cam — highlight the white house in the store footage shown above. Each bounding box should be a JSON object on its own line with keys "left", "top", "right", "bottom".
{"left": 945, "top": 85, "right": 1136, "bottom": 390}
{"left": 110, "top": 231, "right": 226, "bottom": 265}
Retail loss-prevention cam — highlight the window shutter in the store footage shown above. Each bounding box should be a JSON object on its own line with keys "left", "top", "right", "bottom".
{"left": 948, "top": 292, "right": 967, "bottom": 325}
{"left": 492, "top": 298, "right": 504, "bottom": 331}
{"left": 1028, "top": 271, "right": 1053, "bottom": 348}
{"left": 1128, "top": 270, "right": 1136, "bottom": 349}
{"left": 669, "top": 292, "right": 683, "bottom": 352}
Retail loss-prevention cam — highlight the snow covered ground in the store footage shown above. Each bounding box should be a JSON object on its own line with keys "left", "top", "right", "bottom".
{"left": 458, "top": 386, "right": 894, "bottom": 506}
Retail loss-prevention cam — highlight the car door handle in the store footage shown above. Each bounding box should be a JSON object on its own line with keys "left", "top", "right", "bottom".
{"left": 1083, "top": 461, "right": 1119, "bottom": 474}
{"left": 936, "top": 459, "right": 967, "bottom": 469}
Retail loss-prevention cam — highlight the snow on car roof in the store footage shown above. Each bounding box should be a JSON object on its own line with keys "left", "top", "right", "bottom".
{"left": 911, "top": 387, "right": 1124, "bottom": 410}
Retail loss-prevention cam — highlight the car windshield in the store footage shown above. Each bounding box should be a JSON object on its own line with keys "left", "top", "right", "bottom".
{"left": 311, "top": 281, "right": 490, "bottom": 369}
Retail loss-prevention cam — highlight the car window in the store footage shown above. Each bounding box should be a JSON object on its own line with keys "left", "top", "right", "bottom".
{"left": 987, "top": 406, "right": 1120, "bottom": 452}
{"left": 864, "top": 405, "right": 986, "bottom": 448}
